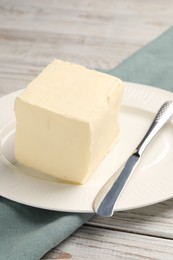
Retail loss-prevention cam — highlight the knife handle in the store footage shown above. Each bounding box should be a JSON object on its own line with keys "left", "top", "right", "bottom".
{"left": 136, "top": 101, "right": 173, "bottom": 156}
{"left": 93, "top": 100, "right": 173, "bottom": 217}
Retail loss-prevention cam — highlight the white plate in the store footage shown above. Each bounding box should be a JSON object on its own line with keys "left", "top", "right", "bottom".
{"left": 1, "top": 82, "right": 173, "bottom": 213}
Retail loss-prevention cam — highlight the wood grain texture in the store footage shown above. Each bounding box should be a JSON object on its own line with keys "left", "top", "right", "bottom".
{"left": 0, "top": 0, "right": 173, "bottom": 95}
{"left": 43, "top": 226, "right": 173, "bottom": 260}
{"left": 89, "top": 199, "right": 173, "bottom": 239}
{"left": 1, "top": 0, "right": 173, "bottom": 259}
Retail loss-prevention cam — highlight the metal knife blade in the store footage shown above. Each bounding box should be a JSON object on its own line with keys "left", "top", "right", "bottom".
{"left": 94, "top": 153, "right": 140, "bottom": 217}
{"left": 93, "top": 100, "right": 173, "bottom": 217}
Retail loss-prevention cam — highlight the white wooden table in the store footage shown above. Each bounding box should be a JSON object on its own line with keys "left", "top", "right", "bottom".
{"left": 1, "top": 1, "right": 173, "bottom": 259}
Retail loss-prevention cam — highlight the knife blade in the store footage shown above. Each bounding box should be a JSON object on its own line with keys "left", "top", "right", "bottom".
{"left": 93, "top": 100, "right": 173, "bottom": 217}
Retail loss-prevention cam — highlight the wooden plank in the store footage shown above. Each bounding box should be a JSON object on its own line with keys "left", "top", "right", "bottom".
{"left": 42, "top": 226, "right": 173, "bottom": 260}
{"left": 0, "top": 0, "right": 173, "bottom": 98}
{"left": 0, "top": 0, "right": 173, "bottom": 96}
{"left": 89, "top": 199, "right": 173, "bottom": 239}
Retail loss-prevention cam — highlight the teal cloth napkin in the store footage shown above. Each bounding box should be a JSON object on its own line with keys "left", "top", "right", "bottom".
{"left": 109, "top": 26, "right": 173, "bottom": 91}
{"left": 1, "top": 26, "right": 173, "bottom": 260}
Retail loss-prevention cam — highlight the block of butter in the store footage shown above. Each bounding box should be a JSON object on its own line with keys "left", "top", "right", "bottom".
{"left": 15, "top": 60, "right": 124, "bottom": 184}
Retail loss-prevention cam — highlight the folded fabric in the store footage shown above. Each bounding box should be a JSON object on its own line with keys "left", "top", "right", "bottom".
{"left": 0, "top": 26, "right": 173, "bottom": 260}
{"left": 0, "top": 197, "right": 93, "bottom": 260}
{"left": 109, "top": 26, "right": 173, "bottom": 92}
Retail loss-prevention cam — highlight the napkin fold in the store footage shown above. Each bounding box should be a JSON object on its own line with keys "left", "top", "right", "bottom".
{"left": 109, "top": 26, "right": 173, "bottom": 91}
{"left": 1, "top": 26, "right": 173, "bottom": 260}
{"left": 0, "top": 197, "right": 93, "bottom": 260}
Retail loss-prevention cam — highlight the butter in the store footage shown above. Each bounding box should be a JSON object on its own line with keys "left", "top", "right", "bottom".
{"left": 14, "top": 60, "right": 124, "bottom": 184}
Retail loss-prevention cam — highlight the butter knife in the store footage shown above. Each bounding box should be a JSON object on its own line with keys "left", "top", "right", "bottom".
{"left": 93, "top": 100, "right": 173, "bottom": 217}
